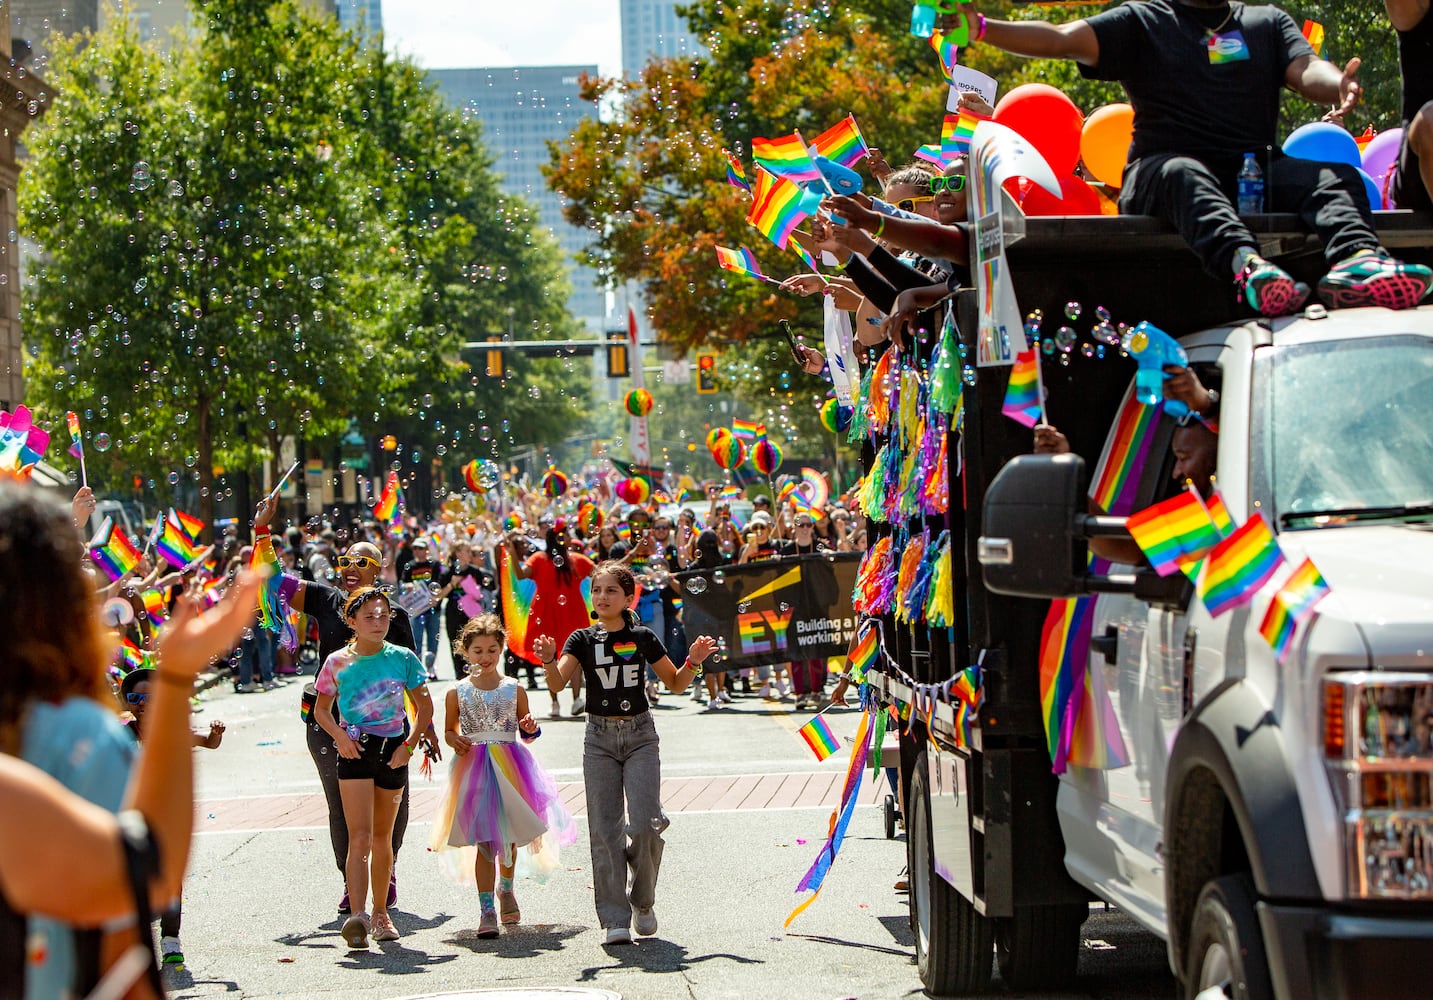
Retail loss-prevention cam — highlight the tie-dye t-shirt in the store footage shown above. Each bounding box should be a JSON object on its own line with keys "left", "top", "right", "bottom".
{"left": 316, "top": 642, "right": 427, "bottom": 737}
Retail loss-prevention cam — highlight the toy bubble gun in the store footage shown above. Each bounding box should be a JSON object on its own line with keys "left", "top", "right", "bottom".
{"left": 1122, "top": 321, "right": 1191, "bottom": 418}
{"left": 911, "top": 0, "right": 966, "bottom": 38}
{"left": 806, "top": 155, "right": 864, "bottom": 225}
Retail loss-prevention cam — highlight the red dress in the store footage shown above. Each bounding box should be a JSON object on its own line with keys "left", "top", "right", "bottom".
{"left": 522, "top": 551, "right": 594, "bottom": 659}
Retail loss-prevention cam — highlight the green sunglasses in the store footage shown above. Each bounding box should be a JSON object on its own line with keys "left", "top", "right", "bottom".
{"left": 928, "top": 175, "right": 967, "bottom": 194}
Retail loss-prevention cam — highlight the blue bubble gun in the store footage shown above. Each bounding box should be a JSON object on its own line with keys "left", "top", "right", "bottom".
{"left": 1123, "top": 321, "right": 1191, "bottom": 418}
{"left": 911, "top": 0, "right": 966, "bottom": 38}
{"left": 804, "top": 156, "right": 864, "bottom": 225}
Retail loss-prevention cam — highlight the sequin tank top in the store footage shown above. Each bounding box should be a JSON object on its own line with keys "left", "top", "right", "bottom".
{"left": 456, "top": 676, "right": 519, "bottom": 743}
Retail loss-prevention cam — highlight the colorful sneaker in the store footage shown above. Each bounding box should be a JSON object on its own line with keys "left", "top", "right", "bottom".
{"left": 477, "top": 909, "right": 500, "bottom": 939}
{"left": 341, "top": 912, "right": 370, "bottom": 949}
{"left": 498, "top": 890, "right": 521, "bottom": 925}
{"left": 160, "top": 935, "right": 184, "bottom": 968}
{"left": 1318, "top": 252, "right": 1433, "bottom": 310}
{"left": 371, "top": 913, "right": 400, "bottom": 942}
{"left": 1235, "top": 255, "right": 1310, "bottom": 317}
{"left": 338, "top": 889, "right": 351, "bottom": 915}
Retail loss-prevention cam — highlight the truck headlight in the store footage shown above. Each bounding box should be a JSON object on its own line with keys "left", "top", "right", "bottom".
{"left": 1323, "top": 673, "right": 1433, "bottom": 899}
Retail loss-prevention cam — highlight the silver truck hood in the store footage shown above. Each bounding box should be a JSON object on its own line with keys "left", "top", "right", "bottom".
{"left": 1295, "top": 524, "right": 1433, "bottom": 666}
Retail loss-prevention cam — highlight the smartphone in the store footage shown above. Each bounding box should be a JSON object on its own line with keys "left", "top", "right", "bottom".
{"left": 780, "top": 319, "right": 807, "bottom": 366}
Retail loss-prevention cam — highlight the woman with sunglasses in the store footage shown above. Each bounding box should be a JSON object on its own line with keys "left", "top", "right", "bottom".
{"left": 252, "top": 495, "right": 428, "bottom": 916}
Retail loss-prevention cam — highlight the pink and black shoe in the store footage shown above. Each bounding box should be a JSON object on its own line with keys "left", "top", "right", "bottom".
{"left": 1317, "top": 252, "right": 1433, "bottom": 310}
{"left": 1235, "top": 255, "right": 1310, "bottom": 317}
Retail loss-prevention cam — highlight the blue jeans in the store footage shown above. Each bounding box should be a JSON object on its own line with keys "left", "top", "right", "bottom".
{"left": 583, "top": 713, "right": 666, "bottom": 929}
{"left": 238, "top": 628, "right": 275, "bottom": 686}
{"left": 412, "top": 610, "right": 441, "bottom": 673}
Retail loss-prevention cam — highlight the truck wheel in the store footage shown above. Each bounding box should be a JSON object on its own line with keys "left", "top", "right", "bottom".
{"left": 995, "top": 903, "right": 1085, "bottom": 990}
{"left": 908, "top": 752, "right": 993, "bottom": 995}
{"left": 1185, "top": 874, "right": 1273, "bottom": 1000}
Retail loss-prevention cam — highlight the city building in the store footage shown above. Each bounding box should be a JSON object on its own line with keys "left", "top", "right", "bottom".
{"left": 619, "top": 0, "right": 703, "bottom": 78}
{"left": 8, "top": 0, "right": 98, "bottom": 72}
{"left": 428, "top": 65, "right": 606, "bottom": 331}
{"left": 334, "top": 0, "right": 380, "bottom": 42}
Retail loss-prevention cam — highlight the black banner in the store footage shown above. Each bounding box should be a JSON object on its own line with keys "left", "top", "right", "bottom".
{"left": 675, "top": 552, "right": 862, "bottom": 669}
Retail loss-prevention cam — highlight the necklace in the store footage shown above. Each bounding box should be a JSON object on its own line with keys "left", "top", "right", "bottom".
{"left": 1199, "top": 4, "right": 1236, "bottom": 41}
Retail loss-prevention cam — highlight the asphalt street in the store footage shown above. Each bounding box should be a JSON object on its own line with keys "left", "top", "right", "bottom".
{"left": 169, "top": 642, "right": 1177, "bottom": 1000}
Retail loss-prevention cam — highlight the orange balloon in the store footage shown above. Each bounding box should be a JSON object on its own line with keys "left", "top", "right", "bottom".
{"left": 1080, "top": 103, "right": 1135, "bottom": 188}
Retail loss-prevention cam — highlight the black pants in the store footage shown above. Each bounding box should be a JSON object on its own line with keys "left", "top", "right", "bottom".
{"left": 1120, "top": 152, "right": 1379, "bottom": 278}
{"left": 1394, "top": 124, "right": 1433, "bottom": 211}
{"left": 160, "top": 905, "right": 180, "bottom": 939}
{"left": 306, "top": 719, "right": 408, "bottom": 876}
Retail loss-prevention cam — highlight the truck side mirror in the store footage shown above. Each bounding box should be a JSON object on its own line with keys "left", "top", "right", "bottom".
{"left": 978, "top": 454, "right": 1089, "bottom": 599}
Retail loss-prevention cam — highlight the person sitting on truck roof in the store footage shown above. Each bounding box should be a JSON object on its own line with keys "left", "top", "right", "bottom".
{"left": 967, "top": 0, "right": 1433, "bottom": 316}
{"left": 1036, "top": 365, "right": 1219, "bottom": 563}
{"left": 1387, "top": 0, "right": 1433, "bottom": 211}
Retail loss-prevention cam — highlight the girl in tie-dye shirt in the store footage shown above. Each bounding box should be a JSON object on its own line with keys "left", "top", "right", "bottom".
{"left": 314, "top": 588, "right": 433, "bottom": 950}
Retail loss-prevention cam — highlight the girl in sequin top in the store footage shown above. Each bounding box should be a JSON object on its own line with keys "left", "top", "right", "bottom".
{"left": 430, "top": 614, "right": 576, "bottom": 939}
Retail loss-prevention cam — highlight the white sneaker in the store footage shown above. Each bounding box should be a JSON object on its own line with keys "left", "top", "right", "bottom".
{"left": 704, "top": 697, "right": 721, "bottom": 712}
{"left": 604, "top": 926, "right": 633, "bottom": 945}
{"left": 571, "top": 696, "right": 587, "bottom": 716}
{"left": 549, "top": 703, "right": 562, "bottom": 720}
{"left": 760, "top": 683, "right": 773, "bottom": 700}
{"left": 235, "top": 682, "right": 257, "bottom": 693}
{"left": 775, "top": 679, "right": 791, "bottom": 698}
{"left": 634, "top": 906, "right": 658, "bottom": 936}
{"left": 717, "top": 690, "right": 732, "bottom": 703}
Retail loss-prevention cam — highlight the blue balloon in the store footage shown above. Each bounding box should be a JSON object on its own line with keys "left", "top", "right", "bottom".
{"left": 1355, "top": 167, "right": 1382, "bottom": 211}
{"left": 1282, "top": 122, "right": 1362, "bottom": 168}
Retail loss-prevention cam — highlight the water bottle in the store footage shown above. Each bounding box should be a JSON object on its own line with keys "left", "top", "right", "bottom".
{"left": 1237, "top": 153, "right": 1264, "bottom": 215}
{"left": 911, "top": 1, "right": 937, "bottom": 37}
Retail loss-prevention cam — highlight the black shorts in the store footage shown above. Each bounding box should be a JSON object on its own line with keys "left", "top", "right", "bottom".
{"left": 335, "top": 730, "right": 410, "bottom": 790}
{"left": 1394, "top": 128, "right": 1433, "bottom": 211}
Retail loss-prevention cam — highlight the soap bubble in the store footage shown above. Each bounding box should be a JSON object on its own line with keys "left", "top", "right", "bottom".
{"left": 685, "top": 576, "right": 708, "bottom": 595}
{"left": 1064, "top": 301, "right": 1083, "bottom": 322}
{"left": 93, "top": 432, "right": 112, "bottom": 452}
{"left": 1055, "top": 327, "right": 1077, "bottom": 353}
{"left": 1041, "top": 338, "right": 1056, "bottom": 356}
{"left": 131, "top": 162, "right": 153, "bottom": 190}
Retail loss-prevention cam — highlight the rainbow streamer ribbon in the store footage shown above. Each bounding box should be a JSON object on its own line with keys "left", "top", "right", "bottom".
{"left": 1125, "top": 487, "right": 1222, "bottom": 577}
{"left": 89, "top": 517, "right": 143, "bottom": 582}
{"left": 799, "top": 714, "right": 841, "bottom": 762}
{"left": 722, "top": 147, "right": 750, "bottom": 193}
{"left": 1001, "top": 350, "right": 1042, "bottom": 427}
{"left": 809, "top": 115, "right": 870, "bottom": 168}
{"left": 786, "top": 708, "right": 873, "bottom": 927}
{"left": 499, "top": 544, "right": 538, "bottom": 661}
{"left": 752, "top": 132, "right": 822, "bottom": 183}
{"left": 66, "top": 410, "right": 83, "bottom": 459}
{"left": 714, "top": 244, "right": 769, "bottom": 283}
{"left": 1199, "top": 514, "right": 1286, "bottom": 617}
{"left": 1258, "top": 557, "right": 1329, "bottom": 661}
{"left": 746, "top": 168, "right": 810, "bottom": 250}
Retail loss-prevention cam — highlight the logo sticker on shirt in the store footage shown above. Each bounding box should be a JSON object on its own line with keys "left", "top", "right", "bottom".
{"left": 612, "top": 641, "right": 638, "bottom": 660}
{"left": 1207, "top": 29, "right": 1251, "bottom": 64}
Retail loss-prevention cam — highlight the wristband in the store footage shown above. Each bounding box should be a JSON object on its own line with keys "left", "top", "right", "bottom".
{"left": 873, "top": 217, "right": 886, "bottom": 240}
{"left": 684, "top": 657, "right": 704, "bottom": 678}
{"left": 520, "top": 726, "right": 542, "bottom": 743}
{"left": 254, "top": 526, "right": 270, "bottom": 537}
{"left": 541, "top": 658, "right": 556, "bottom": 667}
{"left": 973, "top": 13, "right": 987, "bottom": 42}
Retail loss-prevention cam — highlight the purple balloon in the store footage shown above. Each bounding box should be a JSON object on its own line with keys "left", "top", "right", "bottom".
{"left": 1361, "top": 128, "right": 1403, "bottom": 208}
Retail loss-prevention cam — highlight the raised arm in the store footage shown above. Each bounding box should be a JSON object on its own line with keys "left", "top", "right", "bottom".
{"left": 981, "top": 16, "right": 1099, "bottom": 64}
{"left": 534, "top": 633, "right": 581, "bottom": 691}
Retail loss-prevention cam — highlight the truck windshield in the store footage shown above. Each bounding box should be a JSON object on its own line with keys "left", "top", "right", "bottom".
{"left": 1261, "top": 334, "right": 1433, "bottom": 528}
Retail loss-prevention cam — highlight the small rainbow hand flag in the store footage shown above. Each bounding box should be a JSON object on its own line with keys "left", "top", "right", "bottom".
{"left": 169, "top": 508, "right": 204, "bottom": 543}
{"left": 156, "top": 519, "right": 199, "bottom": 570}
{"left": 373, "top": 471, "right": 401, "bottom": 521}
{"left": 809, "top": 115, "right": 870, "bottom": 169}
{"left": 848, "top": 623, "right": 880, "bottom": 683}
{"left": 799, "top": 713, "right": 842, "bottom": 762}
{"left": 731, "top": 418, "right": 766, "bottom": 443}
{"left": 914, "top": 143, "right": 950, "bottom": 167}
{"left": 722, "top": 147, "right": 750, "bottom": 193}
{"left": 1302, "top": 19, "right": 1324, "bottom": 55}
{"left": 929, "top": 26, "right": 961, "bottom": 79}
{"left": 1125, "top": 488, "right": 1222, "bottom": 577}
{"left": 947, "top": 109, "right": 993, "bottom": 156}
{"left": 1258, "top": 557, "right": 1330, "bottom": 661}
{"left": 1001, "top": 350, "right": 1043, "bottom": 428}
{"left": 141, "top": 589, "right": 167, "bottom": 627}
{"left": 752, "top": 132, "right": 822, "bottom": 184}
{"left": 89, "top": 517, "right": 143, "bottom": 582}
{"left": 746, "top": 168, "right": 810, "bottom": 250}
{"left": 66, "top": 410, "right": 83, "bottom": 459}
{"left": 1203, "top": 489, "right": 1236, "bottom": 538}
{"left": 714, "top": 245, "right": 773, "bottom": 284}
{"left": 1199, "top": 513, "right": 1286, "bottom": 617}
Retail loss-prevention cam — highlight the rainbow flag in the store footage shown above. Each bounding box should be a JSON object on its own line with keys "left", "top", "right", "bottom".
{"left": 947, "top": 109, "right": 992, "bottom": 155}
{"left": 1090, "top": 398, "right": 1163, "bottom": 516}
{"left": 847, "top": 623, "right": 880, "bottom": 683}
{"left": 156, "top": 520, "right": 199, "bottom": 570}
{"left": 715, "top": 244, "right": 769, "bottom": 283}
{"left": 1258, "top": 558, "right": 1330, "bottom": 661}
{"left": 746, "top": 168, "right": 810, "bottom": 250}
{"left": 499, "top": 543, "right": 538, "bottom": 661}
{"left": 799, "top": 714, "right": 841, "bottom": 762}
{"left": 722, "top": 147, "right": 750, "bottom": 193}
{"left": 1204, "top": 489, "right": 1236, "bottom": 537}
{"left": 1039, "top": 595, "right": 1095, "bottom": 771}
{"left": 929, "top": 26, "right": 960, "bottom": 78}
{"left": 732, "top": 418, "right": 766, "bottom": 443}
{"left": 169, "top": 508, "right": 204, "bottom": 542}
{"left": 752, "top": 132, "right": 821, "bottom": 183}
{"left": 66, "top": 410, "right": 83, "bottom": 459}
{"left": 89, "top": 517, "right": 143, "bottom": 582}
{"left": 790, "top": 238, "right": 821, "bottom": 275}
{"left": 1066, "top": 647, "right": 1130, "bottom": 769}
{"left": 718, "top": 485, "right": 743, "bottom": 500}
{"left": 1125, "top": 488, "right": 1222, "bottom": 577}
{"left": 914, "top": 143, "right": 949, "bottom": 167}
{"left": 120, "top": 637, "right": 146, "bottom": 672}
{"left": 809, "top": 115, "right": 870, "bottom": 168}
{"left": 1001, "top": 350, "right": 1042, "bottom": 427}
{"left": 1199, "top": 514, "right": 1286, "bottom": 617}
{"left": 200, "top": 575, "right": 225, "bottom": 607}
{"left": 1302, "top": 19, "right": 1324, "bottom": 55}
{"left": 141, "top": 590, "right": 166, "bottom": 627}
{"left": 373, "top": 471, "right": 401, "bottom": 521}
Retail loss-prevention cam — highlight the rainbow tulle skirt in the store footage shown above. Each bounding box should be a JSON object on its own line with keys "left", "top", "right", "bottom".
{"left": 429, "top": 739, "right": 577, "bottom": 884}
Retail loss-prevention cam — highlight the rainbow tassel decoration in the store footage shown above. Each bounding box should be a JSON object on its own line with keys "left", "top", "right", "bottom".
{"left": 853, "top": 536, "right": 894, "bottom": 613}
{"left": 867, "top": 351, "right": 894, "bottom": 433}
{"left": 924, "top": 535, "right": 955, "bottom": 627}
{"left": 893, "top": 536, "right": 926, "bottom": 623}
{"left": 799, "top": 714, "right": 842, "bottom": 762}
{"left": 847, "top": 366, "right": 873, "bottom": 443}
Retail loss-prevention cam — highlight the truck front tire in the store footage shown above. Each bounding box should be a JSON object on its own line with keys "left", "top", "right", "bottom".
{"left": 908, "top": 751, "right": 993, "bottom": 995}
{"left": 1184, "top": 873, "right": 1272, "bottom": 1000}
{"left": 995, "top": 902, "right": 1085, "bottom": 991}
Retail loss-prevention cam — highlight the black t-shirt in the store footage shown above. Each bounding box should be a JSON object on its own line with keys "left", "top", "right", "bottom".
{"left": 401, "top": 559, "right": 444, "bottom": 587}
{"left": 307, "top": 581, "right": 415, "bottom": 663}
{"left": 775, "top": 537, "right": 831, "bottom": 557}
{"left": 1081, "top": 0, "right": 1312, "bottom": 163}
{"left": 1399, "top": 6, "right": 1433, "bottom": 123}
{"left": 562, "top": 624, "right": 668, "bottom": 716}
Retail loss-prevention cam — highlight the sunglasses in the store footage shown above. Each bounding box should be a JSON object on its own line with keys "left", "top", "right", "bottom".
{"left": 928, "top": 175, "right": 966, "bottom": 194}
{"left": 897, "top": 195, "right": 936, "bottom": 212}
{"left": 795, "top": 521, "right": 815, "bottom": 528}
{"left": 125, "top": 692, "right": 149, "bottom": 705}
{"left": 337, "top": 555, "right": 379, "bottom": 570}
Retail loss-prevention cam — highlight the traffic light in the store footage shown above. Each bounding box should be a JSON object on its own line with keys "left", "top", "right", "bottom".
{"left": 606, "top": 336, "right": 629, "bottom": 378}
{"left": 696, "top": 353, "right": 718, "bottom": 393}
{"left": 485, "top": 336, "right": 504, "bottom": 378}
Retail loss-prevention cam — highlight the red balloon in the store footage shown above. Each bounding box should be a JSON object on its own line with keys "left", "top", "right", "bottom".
{"left": 993, "top": 83, "right": 1085, "bottom": 177}
{"left": 1005, "top": 174, "right": 1104, "bottom": 217}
